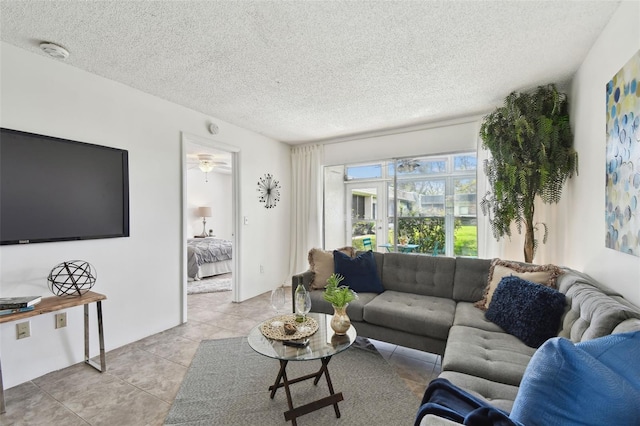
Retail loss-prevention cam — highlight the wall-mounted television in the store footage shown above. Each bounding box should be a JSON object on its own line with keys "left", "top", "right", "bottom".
{"left": 0, "top": 128, "right": 130, "bottom": 245}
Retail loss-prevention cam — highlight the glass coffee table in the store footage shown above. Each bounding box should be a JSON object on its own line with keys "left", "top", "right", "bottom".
{"left": 247, "top": 312, "right": 357, "bottom": 425}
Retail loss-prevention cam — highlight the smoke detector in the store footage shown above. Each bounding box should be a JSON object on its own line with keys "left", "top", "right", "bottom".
{"left": 39, "top": 42, "right": 69, "bottom": 60}
{"left": 208, "top": 123, "right": 219, "bottom": 135}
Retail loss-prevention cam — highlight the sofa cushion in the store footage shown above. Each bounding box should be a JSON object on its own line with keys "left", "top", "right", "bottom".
{"left": 475, "top": 259, "right": 562, "bottom": 310}
{"left": 453, "top": 302, "right": 505, "bottom": 333}
{"left": 442, "top": 326, "right": 536, "bottom": 387}
{"left": 363, "top": 291, "right": 455, "bottom": 340}
{"left": 452, "top": 257, "right": 492, "bottom": 302}
{"left": 308, "top": 247, "right": 356, "bottom": 290}
{"left": 510, "top": 332, "right": 640, "bottom": 425}
{"left": 308, "top": 289, "right": 378, "bottom": 322}
{"left": 438, "top": 371, "right": 518, "bottom": 413}
{"left": 334, "top": 250, "right": 384, "bottom": 293}
{"left": 381, "top": 253, "right": 456, "bottom": 298}
{"left": 485, "top": 276, "right": 566, "bottom": 348}
{"left": 559, "top": 282, "right": 640, "bottom": 342}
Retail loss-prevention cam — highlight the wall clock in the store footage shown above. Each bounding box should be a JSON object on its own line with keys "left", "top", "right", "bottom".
{"left": 257, "top": 173, "right": 281, "bottom": 209}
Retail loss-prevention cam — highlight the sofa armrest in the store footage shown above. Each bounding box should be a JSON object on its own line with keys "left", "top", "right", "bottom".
{"left": 291, "top": 270, "right": 314, "bottom": 311}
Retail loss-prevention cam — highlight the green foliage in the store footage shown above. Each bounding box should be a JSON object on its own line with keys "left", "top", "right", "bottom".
{"left": 323, "top": 274, "right": 357, "bottom": 307}
{"left": 397, "top": 217, "right": 455, "bottom": 255}
{"left": 398, "top": 217, "right": 445, "bottom": 254}
{"left": 454, "top": 225, "right": 478, "bottom": 256}
{"left": 480, "top": 84, "right": 578, "bottom": 262}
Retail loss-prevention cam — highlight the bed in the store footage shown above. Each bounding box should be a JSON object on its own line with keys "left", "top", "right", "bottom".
{"left": 187, "top": 238, "right": 232, "bottom": 280}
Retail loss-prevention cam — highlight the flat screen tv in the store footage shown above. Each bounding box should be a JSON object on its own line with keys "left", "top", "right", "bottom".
{"left": 0, "top": 128, "right": 130, "bottom": 245}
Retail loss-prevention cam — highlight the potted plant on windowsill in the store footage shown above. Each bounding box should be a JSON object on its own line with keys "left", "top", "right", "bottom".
{"left": 323, "top": 273, "right": 357, "bottom": 335}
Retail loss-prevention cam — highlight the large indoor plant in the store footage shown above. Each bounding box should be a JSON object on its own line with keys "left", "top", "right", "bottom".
{"left": 323, "top": 273, "right": 357, "bottom": 334}
{"left": 479, "top": 84, "right": 578, "bottom": 263}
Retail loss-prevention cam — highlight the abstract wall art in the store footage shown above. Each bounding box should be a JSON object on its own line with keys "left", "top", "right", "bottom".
{"left": 605, "top": 50, "right": 640, "bottom": 257}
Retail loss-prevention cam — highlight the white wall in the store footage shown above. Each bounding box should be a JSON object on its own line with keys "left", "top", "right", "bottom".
{"left": 563, "top": 1, "right": 640, "bottom": 306}
{"left": 323, "top": 118, "right": 481, "bottom": 166}
{"left": 0, "top": 42, "right": 291, "bottom": 388}
{"left": 186, "top": 168, "right": 232, "bottom": 240}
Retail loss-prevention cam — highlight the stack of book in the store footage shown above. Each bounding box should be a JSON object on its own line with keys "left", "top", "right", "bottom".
{"left": 0, "top": 295, "right": 42, "bottom": 316}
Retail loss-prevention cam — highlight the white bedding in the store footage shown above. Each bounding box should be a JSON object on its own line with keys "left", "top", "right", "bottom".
{"left": 187, "top": 238, "right": 232, "bottom": 279}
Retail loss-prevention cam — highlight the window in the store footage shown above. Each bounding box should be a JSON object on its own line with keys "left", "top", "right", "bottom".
{"left": 326, "top": 152, "right": 478, "bottom": 257}
{"left": 345, "top": 164, "right": 382, "bottom": 180}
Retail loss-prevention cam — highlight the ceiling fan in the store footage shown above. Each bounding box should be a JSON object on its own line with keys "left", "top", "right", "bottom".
{"left": 186, "top": 153, "right": 232, "bottom": 177}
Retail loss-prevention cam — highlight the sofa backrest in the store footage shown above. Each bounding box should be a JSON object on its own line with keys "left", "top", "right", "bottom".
{"left": 381, "top": 253, "right": 456, "bottom": 298}
{"left": 557, "top": 270, "right": 640, "bottom": 342}
{"left": 452, "top": 257, "right": 492, "bottom": 302}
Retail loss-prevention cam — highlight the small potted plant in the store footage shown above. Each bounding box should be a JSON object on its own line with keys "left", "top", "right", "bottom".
{"left": 323, "top": 273, "right": 357, "bottom": 334}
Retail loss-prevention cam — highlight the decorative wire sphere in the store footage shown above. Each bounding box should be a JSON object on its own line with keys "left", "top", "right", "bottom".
{"left": 47, "top": 260, "right": 97, "bottom": 297}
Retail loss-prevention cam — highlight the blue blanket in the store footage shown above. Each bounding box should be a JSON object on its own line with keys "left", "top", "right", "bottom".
{"left": 414, "top": 378, "right": 521, "bottom": 426}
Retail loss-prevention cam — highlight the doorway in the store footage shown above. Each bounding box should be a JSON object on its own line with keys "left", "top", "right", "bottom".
{"left": 345, "top": 182, "right": 387, "bottom": 252}
{"left": 181, "top": 132, "right": 240, "bottom": 323}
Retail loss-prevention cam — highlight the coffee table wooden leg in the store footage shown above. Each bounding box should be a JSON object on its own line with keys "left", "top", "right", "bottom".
{"left": 280, "top": 366, "right": 296, "bottom": 426}
{"left": 269, "top": 360, "right": 288, "bottom": 399}
{"left": 269, "top": 356, "right": 344, "bottom": 424}
{"left": 313, "top": 355, "right": 331, "bottom": 385}
{"left": 320, "top": 357, "right": 341, "bottom": 418}
{"left": 268, "top": 360, "right": 297, "bottom": 425}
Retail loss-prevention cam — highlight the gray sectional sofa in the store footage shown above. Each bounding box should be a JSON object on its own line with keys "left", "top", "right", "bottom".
{"left": 291, "top": 251, "right": 640, "bottom": 419}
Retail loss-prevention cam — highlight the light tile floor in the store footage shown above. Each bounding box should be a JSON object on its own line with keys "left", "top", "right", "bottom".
{"left": 1, "top": 288, "right": 441, "bottom": 425}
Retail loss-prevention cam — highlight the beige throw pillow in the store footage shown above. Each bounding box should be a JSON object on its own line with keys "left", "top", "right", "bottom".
{"left": 308, "top": 247, "right": 356, "bottom": 290}
{"left": 474, "top": 259, "right": 562, "bottom": 311}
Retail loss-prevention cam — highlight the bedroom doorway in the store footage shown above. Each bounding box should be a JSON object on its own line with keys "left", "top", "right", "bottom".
{"left": 181, "top": 132, "right": 240, "bottom": 323}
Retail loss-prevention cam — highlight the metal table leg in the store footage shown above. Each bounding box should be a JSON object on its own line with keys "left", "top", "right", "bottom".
{"left": 84, "top": 301, "right": 106, "bottom": 372}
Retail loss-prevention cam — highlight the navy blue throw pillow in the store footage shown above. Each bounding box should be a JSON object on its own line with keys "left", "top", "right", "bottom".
{"left": 333, "top": 250, "right": 384, "bottom": 294}
{"left": 485, "top": 276, "right": 566, "bottom": 348}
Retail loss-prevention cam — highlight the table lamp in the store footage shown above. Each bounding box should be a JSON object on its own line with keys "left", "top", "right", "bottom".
{"left": 197, "top": 206, "right": 212, "bottom": 237}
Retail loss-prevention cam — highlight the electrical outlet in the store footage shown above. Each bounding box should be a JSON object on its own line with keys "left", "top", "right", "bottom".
{"left": 17, "top": 321, "right": 30, "bottom": 339}
{"left": 244, "top": 216, "right": 249, "bottom": 225}
{"left": 55, "top": 312, "right": 67, "bottom": 329}
{"left": 260, "top": 265, "right": 264, "bottom": 273}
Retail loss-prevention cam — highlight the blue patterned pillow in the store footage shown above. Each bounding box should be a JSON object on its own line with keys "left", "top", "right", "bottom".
{"left": 333, "top": 250, "right": 384, "bottom": 293}
{"left": 485, "top": 276, "right": 566, "bottom": 348}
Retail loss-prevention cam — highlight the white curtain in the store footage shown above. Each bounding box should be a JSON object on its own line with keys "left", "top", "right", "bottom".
{"left": 477, "top": 136, "right": 506, "bottom": 260}
{"left": 289, "top": 144, "right": 324, "bottom": 277}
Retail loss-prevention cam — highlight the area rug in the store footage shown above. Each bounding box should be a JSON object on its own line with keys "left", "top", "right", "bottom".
{"left": 165, "top": 337, "right": 420, "bottom": 425}
{"left": 187, "top": 276, "right": 232, "bottom": 294}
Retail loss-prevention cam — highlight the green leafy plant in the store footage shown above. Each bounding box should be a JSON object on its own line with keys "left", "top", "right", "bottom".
{"left": 323, "top": 273, "right": 357, "bottom": 307}
{"left": 397, "top": 217, "right": 454, "bottom": 255}
{"left": 480, "top": 84, "right": 578, "bottom": 263}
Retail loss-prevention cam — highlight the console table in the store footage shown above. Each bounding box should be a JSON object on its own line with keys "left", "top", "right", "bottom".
{"left": 0, "top": 291, "right": 106, "bottom": 414}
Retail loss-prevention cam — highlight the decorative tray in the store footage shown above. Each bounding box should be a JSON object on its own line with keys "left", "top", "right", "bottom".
{"left": 260, "top": 314, "right": 318, "bottom": 341}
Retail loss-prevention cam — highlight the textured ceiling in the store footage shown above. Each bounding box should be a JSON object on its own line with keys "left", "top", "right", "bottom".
{"left": 0, "top": 1, "right": 620, "bottom": 144}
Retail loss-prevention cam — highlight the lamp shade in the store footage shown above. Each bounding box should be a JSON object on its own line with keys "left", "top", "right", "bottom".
{"left": 197, "top": 207, "right": 212, "bottom": 217}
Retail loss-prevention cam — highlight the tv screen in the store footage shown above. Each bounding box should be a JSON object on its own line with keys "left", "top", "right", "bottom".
{"left": 0, "top": 128, "right": 130, "bottom": 245}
